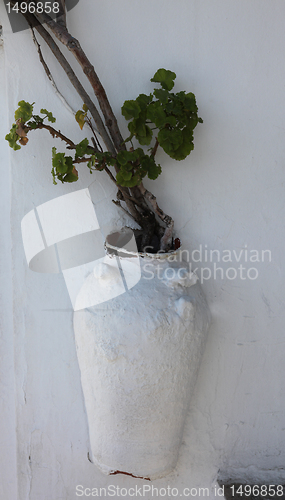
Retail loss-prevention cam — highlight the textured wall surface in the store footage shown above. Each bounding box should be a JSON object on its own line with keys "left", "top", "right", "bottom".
{"left": 1, "top": 1, "right": 285, "bottom": 498}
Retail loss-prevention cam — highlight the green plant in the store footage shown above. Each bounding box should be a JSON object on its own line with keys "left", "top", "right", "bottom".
{"left": 6, "top": 0, "right": 204, "bottom": 253}
{"left": 6, "top": 69, "right": 202, "bottom": 252}
{"left": 5, "top": 3, "right": 205, "bottom": 251}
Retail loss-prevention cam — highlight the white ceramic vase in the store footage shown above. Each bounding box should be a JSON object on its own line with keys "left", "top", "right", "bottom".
{"left": 73, "top": 229, "right": 211, "bottom": 480}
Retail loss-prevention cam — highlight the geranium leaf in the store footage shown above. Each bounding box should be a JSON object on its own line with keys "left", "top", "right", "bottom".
{"left": 151, "top": 69, "right": 176, "bottom": 91}
{"left": 121, "top": 100, "right": 141, "bottom": 120}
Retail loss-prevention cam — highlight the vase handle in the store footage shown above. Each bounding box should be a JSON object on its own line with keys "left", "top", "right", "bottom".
{"left": 175, "top": 296, "right": 195, "bottom": 320}
{"left": 162, "top": 267, "right": 198, "bottom": 289}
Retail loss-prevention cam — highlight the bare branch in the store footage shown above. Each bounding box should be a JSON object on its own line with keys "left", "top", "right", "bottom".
{"left": 31, "top": 122, "right": 76, "bottom": 147}
{"left": 73, "top": 157, "right": 93, "bottom": 164}
{"left": 30, "top": 26, "right": 102, "bottom": 142}
{"left": 138, "top": 183, "right": 174, "bottom": 251}
{"left": 112, "top": 200, "right": 137, "bottom": 223}
{"left": 150, "top": 137, "right": 159, "bottom": 158}
{"left": 29, "top": 26, "right": 76, "bottom": 116}
{"left": 31, "top": 10, "right": 126, "bottom": 152}
{"left": 23, "top": 11, "right": 116, "bottom": 154}
{"left": 12, "top": 3, "right": 175, "bottom": 244}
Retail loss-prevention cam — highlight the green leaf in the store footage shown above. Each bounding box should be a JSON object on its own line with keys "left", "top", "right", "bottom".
{"left": 165, "top": 98, "right": 183, "bottom": 116}
{"left": 116, "top": 171, "right": 126, "bottom": 185}
{"left": 75, "top": 110, "right": 87, "bottom": 130}
{"left": 117, "top": 150, "right": 133, "bottom": 166}
{"left": 133, "top": 147, "right": 144, "bottom": 159}
{"left": 75, "top": 138, "right": 90, "bottom": 158}
{"left": 148, "top": 162, "right": 162, "bottom": 180}
{"left": 121, "top": 170, "right": 133, "bottom": 181}
{"left": 51, "top": 166, "right": 57, "bottom": 185}
{"left": 151, "top": 69, "right": 176, "bottom": 91}
{"left": 52, "top": 148, "right": 73, "bottom": 174}
{"left": 183, "top": 115, "right": 199, "bottom": 130}
{"left": 164, "top": 116, "right": 176, "bottom": 127}
{"left": 172, "top": 140, "right": 194, "bottom": 160}
{"left": 127, "top": 120, "right": 136, "bottom": 136}
{"left": 27, "top": 122, "right": 38, "bottom": 129}
{"left": 176, "top": 91, "right": 186, "bottom": 102}
{"left": 127, "top": 118, "right": 153, "bottom": 145}
{"left": 63, "top": 172, "right": 78, "bottom": 183}
{"left": 116, "top": 169, "right": 141, "bottom": 187}
{"left": 30, "top": 115, "right": 43, "bottom": 124}
{"left": 54, "top": 154, "right": 68, "bottom": 174}
{"left": 136, "top": 93, "right": 153, "bottom": 109}
{"left": 87, "top": 156, "right": 97, "bottom": 172}
{"left": 14, "top": 101, "right": 34, "bottom": 123}
{"left": 87, "top": 161, "right": 93, "bottom": 173}
{"left": 141, "top": 156, "right": 162, "bottom": 180}
{"left": 82, "top": 103, "right": 88, "bottom": 112}
{"left": 137, "top": 125, "right": 153, "bottom": 145}
{"left": 65, "top": 156, "right": 75, "bottom": 172}
{"left": 158, "top": 126, "right": 194, "bottom": 160}
{"left": 107, "top": 156, "right": 116, "bottom": 167}
{"left": 134, "top": 119, "right": 147, "bottom": 137}
{"left": 158, "top": 128, "right": 183, "bottom": 155}
{"left": 184, "top": 92, "right": 198, "bottom": 112}
{"left": 170, "top": 127, "right": 194, "bottom": 160}
{"left": 147, "top": 102, "right": 167, "bottom": 128}
{"left": 125, "top": 173, "right": 142, "bottom": 187}
{"left": 40, "top": 108, "right": 56, "bottom": 123}
{"left": 5, "top": 124, "right": 21, "bottom": 150}
{"left": 153, "top": 88, "right": 169, "bottom": 104}
{"left": 121, "top": 100, "right": 141, "bottom": 120}
{"left": 95, "top": 152, "right": 116, "bottom": 169}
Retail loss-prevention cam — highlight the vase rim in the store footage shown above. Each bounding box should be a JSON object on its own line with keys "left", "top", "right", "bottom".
{"left": 105, "top": 228, "right": 181, "bottom": 260}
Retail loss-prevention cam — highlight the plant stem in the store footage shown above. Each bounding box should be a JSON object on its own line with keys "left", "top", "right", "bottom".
{"left": 33, "top": 122, "right": 76, "bottom": 147}
{"left": 151, "top": 138, "right": 159, "bottom": 157}
{"left": 14, "top": 3, "right": 175, "bottom": 247}
{"left": 138, "top": 183, "right": 174, "bottom": 251}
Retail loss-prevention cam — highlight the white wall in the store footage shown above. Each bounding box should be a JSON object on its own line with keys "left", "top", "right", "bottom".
{"left": 1, "top": 1, "right": 285, "bottom": 498}
{"left": 0, "top": 24, "right": 18, "bottom": 499}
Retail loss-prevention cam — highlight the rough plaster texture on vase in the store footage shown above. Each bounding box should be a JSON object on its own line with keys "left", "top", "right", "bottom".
{"left": 73, "top": 234, "right": 211, "bottom": 480}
